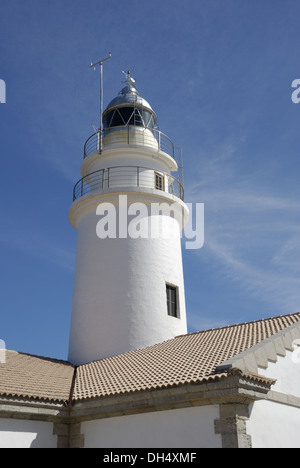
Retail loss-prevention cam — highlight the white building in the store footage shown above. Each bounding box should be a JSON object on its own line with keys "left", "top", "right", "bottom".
{"left": 0, "top": 73, "right": 300, "bottom": 449}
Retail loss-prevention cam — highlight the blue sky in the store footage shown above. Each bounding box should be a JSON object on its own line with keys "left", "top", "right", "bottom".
{"left": 0, "top": 0, "right": 300, "bottom": 360}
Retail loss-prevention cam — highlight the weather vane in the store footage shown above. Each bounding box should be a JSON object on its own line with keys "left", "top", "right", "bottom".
{"left": 122, "top": 70, "right": 135, "bottom": 87}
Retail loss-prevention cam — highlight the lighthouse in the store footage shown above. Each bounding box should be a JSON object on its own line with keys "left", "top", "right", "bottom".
{"left": 68, "top": 71, "right": 189, "bottom": 365}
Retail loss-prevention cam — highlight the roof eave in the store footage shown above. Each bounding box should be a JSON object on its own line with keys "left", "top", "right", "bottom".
{"left": 215, "top": 320, "right": 300, "bottom": 375}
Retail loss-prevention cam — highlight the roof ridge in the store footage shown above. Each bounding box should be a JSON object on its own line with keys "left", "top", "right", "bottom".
{"left": 5, "top": 313, "right": 300, "bottom": 367}
{"left": 10, "top": 350, "right": 74, "bottom": 367}
{"left": 176, "top": 311, "right": 300, "bottom": 338}
{"left": 78, "top": 312, "right": 300, "bottom": 367}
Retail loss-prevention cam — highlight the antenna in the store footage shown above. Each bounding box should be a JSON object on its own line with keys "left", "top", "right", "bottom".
{"left": 90, "top": 52, "right": 112, "bottom": 153}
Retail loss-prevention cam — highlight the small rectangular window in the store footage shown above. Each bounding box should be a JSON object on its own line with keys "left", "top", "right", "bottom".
{"left": 166, "top": 284, "right": 179, "bottom": 318}
{"left": 155, "top": 172, "right": 165, "bottom": 191}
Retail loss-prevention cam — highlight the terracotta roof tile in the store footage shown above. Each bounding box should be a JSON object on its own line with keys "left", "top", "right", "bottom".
{"left": 73, "top": 312, "right": 300, "bottom": 400}
{"left": 1, "top": 313, "right": 300, "bottom": 403}
{"left": 0, "top": 351, "right": 74, "bottom": 402}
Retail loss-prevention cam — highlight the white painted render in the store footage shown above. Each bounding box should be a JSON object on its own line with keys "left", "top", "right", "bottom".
{"left": 81, "top": 405, "right": 222, "bottom": 448}
{"left": 81, "top": 147, "right": 177, "bottom": 181}
{"left": 247, "top": 400, "right": 300, "bottom": 448}
{"left": 68, "top": 192, "right": 188, "bottom": 365}
{"left": 247, "top": 350, "right": 300, "bottom": 448}
{"left": 257, "top": 349, "right": 300, "bottom": 398}
{"left": 0, "top": 418, "right": 57, "bottom": 448}
{"left": 68, "top": 131, "right": 188, "bottom": 365}
{"left": 102, "top": 127, "right": 159, "bottom": 154}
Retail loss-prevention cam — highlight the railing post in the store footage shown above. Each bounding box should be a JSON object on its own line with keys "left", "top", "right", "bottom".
{"left": 97, "top": 131, "right": 100, "bottom": 154}
{"left": 137, "top": 166, "right": 139, "bottom": 187}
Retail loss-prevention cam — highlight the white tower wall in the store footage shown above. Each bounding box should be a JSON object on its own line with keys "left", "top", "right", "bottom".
{"left": 68, "top": 191, "right": 188, "bottom": 365}
{"left": 68, "top": 76, "right": 188, "bottom": 365}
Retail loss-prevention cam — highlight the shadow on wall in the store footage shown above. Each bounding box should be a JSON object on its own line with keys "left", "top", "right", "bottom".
{"left": 30, "top": 434, "right": 40, "bottom": 448}
{"left": 30, "top": 431, "right": 57, "bottom": 448}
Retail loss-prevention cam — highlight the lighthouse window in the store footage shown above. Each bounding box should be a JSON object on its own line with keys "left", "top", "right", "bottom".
{"left": 166, "top": 284, "right": 179, "bottom": 318}
{"left": 155, "top": 172, "right": 165, "bottom": 191}
{"left": 103, "top": 107, "right": 155, "bottom": 129}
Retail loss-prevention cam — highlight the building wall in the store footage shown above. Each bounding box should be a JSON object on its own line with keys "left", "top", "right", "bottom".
{"left": 81, "top": 405, "right": 222, "bottom": 448}
{"left": 257, "top": 350, "right": 300, "bottom": 397}
{"left": 0, "top": 418, "right": 57, "bottom": 448}
{"left": 247, "top": 400, "right": 300, "bottom": 448}
{"left": 246, "top": 350, "right": 300, "bottom": 448}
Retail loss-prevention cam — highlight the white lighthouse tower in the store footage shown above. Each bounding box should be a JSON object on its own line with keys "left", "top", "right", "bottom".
{"left": 68, "top": 70, "right": 189, "bottom": 365}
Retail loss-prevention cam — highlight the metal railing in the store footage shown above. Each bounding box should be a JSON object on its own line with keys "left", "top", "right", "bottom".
{"left": 73, "top": 166, "right": 184, "bottom": 201}
{"left": 84, "top": 126, "right": 175, "bottom": 159}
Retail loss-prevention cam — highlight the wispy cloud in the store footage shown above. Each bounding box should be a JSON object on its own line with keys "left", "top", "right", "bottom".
{"left": 206, "top": 236, "right": 300, "bottom": 312}
{"left": 185, "top": 139, "right": 300, "bottom": 318}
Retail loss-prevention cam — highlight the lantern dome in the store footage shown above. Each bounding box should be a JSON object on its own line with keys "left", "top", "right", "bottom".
{"left": 103, "top": 71, "right": 157, "bottom": 129}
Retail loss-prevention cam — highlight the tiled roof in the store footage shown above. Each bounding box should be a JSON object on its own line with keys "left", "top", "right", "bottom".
{"left": 73, "top": 312, "right": 300, "bottom": 401}
{"left": 0, "top": 351, "right": 74, "bottom": 402}
{"left": 0, "top": 313, "right": 300, "bottom": 403}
